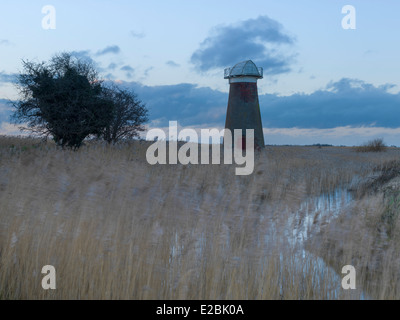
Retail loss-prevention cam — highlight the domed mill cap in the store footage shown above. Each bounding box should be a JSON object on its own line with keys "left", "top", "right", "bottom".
{"left": 224, "top": 60, "right": 263, "bottom": 79}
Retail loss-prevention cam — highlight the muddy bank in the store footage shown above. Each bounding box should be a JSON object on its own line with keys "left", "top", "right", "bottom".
{"left": 305, "top": 160, "right": 400, "bottom": 299}
{"left": 348, "top": 160, "right": 400, "bottom": 197}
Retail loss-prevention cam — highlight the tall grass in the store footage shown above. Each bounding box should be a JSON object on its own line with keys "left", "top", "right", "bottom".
{"left": 355, "top": 138, "right": 387, "bottom": 153}
{"left": 0, "top": 137, "right": 399, "bottom": 299}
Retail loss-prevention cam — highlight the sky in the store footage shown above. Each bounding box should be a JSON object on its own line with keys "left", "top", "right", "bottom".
{"left": 1, "top": 0, "right": 400, "bottom": 146}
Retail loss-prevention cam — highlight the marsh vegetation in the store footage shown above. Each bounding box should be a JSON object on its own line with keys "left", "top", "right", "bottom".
{"left": 0, "top": 136, "right": 399, "bottom": 299}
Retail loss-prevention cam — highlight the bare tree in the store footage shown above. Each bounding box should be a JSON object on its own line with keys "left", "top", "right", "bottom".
{"left": 99, "top": 85, "right": 148, "bottom": 144}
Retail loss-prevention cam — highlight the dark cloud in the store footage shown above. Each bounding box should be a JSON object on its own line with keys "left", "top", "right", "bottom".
{"left": 191, "top": 16, "right": 296, "bottom": 74}
{"left": 120, "top": 65, "right": 135, "bottom": 79}
{"left": 2, "top": 76, "right": 398, "bottom": 136}
{"left": 120, "top": 65, "right": 134, "bottom": 72}
{"left": 117, "top": 82, "right": 227, "bottom": 127}
{"left": 0, "top": 99, "right": 12, "bottom": 121}
{"left": 261, "top": 78, "right": 400, "bottom": 129}
{"left": 0, "top": 100, "right": 21, "bottom": 135}
{"left": 0, "top": 99, "right": 11, "bottom": 109}
{"left": 70, "top": 51, "right": 119, "bottom": 75}
{"left": 68, "top": 50, "right": 107, "bottom": 74}
{"left": 96, "top": 45, "right": 121, "bottom": 56}
{"left": 70, "top": 50, "right": 97, "bottom": 65}
{"left": 0, "top": 72, "right": 17, "bottom": 85}
{"left": 118, "top": 78, "right": 400, "bottom": 129}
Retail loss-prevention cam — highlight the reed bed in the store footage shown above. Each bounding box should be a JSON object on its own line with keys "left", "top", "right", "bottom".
{"left": 0, "top": 136, "right": 399, "bottom": 299}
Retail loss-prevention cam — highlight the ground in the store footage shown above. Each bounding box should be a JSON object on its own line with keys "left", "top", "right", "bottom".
{"left": 0, "top": 136, "right": 399, "bottom": 299}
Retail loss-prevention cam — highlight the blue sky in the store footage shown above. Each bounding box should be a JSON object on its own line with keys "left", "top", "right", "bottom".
{"left": 1, "top": 0, "right": 400, "bottom": 146}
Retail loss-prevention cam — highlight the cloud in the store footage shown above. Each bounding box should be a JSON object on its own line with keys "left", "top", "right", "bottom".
{"left": 263, "top": 126, "right": 400, "bottom": 146}
{"left": 0, "top": 72, "right": 17, "bottom": 85}
{"left": 3, "top": 74, "right": 398, "bottom": 133}
{"left": 0, "top": 99, "right": 12, "bottom": 112}
{"left": 115, "top": 78, "right": 400, "bottom": 133}
{"left": 104, "top": 73, "right": 116, "bottom": 80}
{"left": 69, "top": 50, "right": 97, "bottom": 65}
{"left": 107, "top": 63, "right": 118, "bottom": 70}
{"left": 0, "top": 39, "right": 12, "bottom": 46}
{"left": 363, "top": 50, "right": 377, "bottom": 56}
{"left": 0, "top": 122, "right": 23, "bottom": 136}
{"left": 96, "top": 45, "right": 121, "bottom": 56}
{"left": 261, "top": 78, "right": 400, "bottom": 129}
{"left": 0, "top": 100, "right": 14, "bottom": 133}
{"left": 191, "top": 15, "right": 296, "bottom": 74}
{"left": 116, "top": 81, "right": 227, "bottom": 127}
{"left": 130, "top": 30, "right": 145, "bottom": 39}
{"left": 120, "top": 65, "right": 135, "bottom": 79}
{"left": 144, "top": 67, "right": 153, "bottom": 78}
{"left": 120, "top": 65, "right": 134, "bottom": 72}
{"left": 166, "top": 60, "right": 180, "bottom": 68}
{"left": 2, "top": 74, "right": 398, "bottom": 145}
{"left": 68, "top": 50, "right": 108, "bottom": 74}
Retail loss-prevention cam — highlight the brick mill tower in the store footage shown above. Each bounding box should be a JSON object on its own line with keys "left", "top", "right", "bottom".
{"left": 224, "top": 60, "right": 265, "bottom": 149}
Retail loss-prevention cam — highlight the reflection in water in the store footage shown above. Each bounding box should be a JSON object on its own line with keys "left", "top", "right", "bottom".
{"left": 288, "top": 189, "right": 353, "bottom": 246}
{"left": 169, "top": 189, "right": 370, "bottom": 299}
{"left": 283, "top": 189, "right": 370, "bottom": 299}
